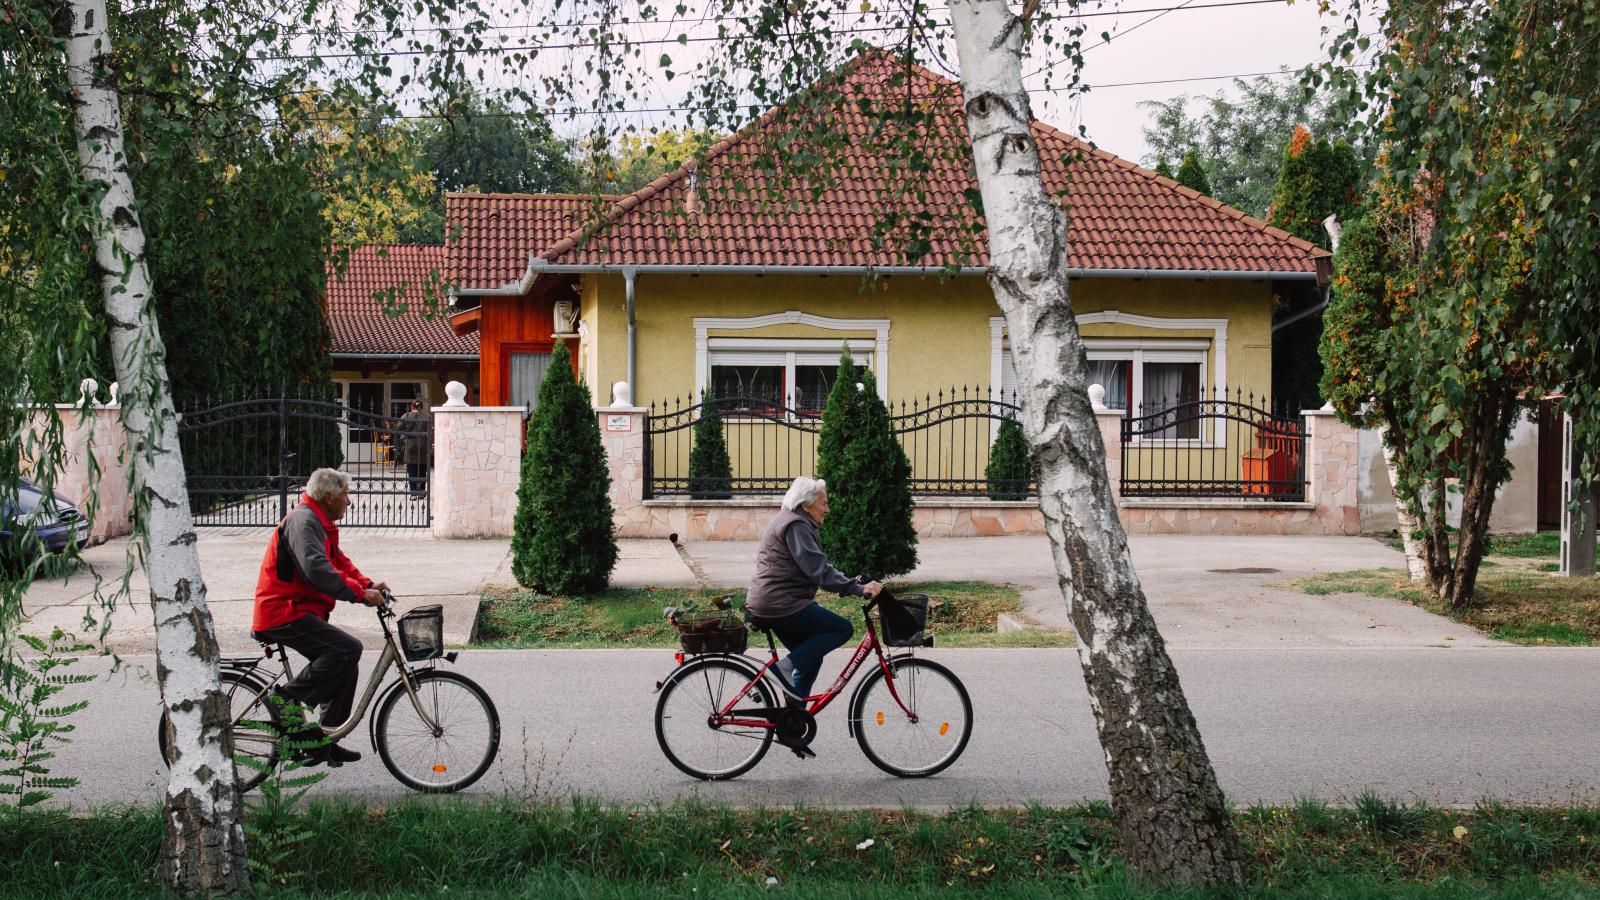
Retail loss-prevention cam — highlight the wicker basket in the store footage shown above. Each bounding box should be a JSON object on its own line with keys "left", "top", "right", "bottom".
{"left": 397, "top": 604, "right": 444, "bottom": 661}
{"left": 673, "top": 613, "right": 748, "bottom": 654}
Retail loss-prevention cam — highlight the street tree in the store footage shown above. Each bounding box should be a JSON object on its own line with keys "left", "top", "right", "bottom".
{"left": 1319, "top": 0, "right": 1600, "bottom": 605}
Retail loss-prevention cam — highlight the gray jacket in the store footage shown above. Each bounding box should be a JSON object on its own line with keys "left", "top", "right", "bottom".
{"left": 745, "top": 508, "right": 863, "bottom": 618}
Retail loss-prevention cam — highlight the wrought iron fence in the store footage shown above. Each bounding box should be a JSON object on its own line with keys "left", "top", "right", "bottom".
{"left": 1120, "top": 387, "right": 1306, "bottom": 501}
{"left": 177, "top": 386, "right": 432, "bottom": 527}
{"left": 644, "top": 387, "right": 1031, "bottom": 499}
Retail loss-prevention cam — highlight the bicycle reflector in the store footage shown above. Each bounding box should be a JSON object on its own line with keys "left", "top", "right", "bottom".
{"left": 432, "top": 764, "right": 448, "bottom": 773}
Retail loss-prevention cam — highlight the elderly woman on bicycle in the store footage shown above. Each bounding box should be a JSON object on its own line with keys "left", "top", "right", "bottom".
{"left": 747, "top": 477, "right": 884, "bottom": 714}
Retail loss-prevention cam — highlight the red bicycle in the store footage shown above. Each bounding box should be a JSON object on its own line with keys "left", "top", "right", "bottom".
{"left": 653, "top": 590, "right": 973, "bottom": 781}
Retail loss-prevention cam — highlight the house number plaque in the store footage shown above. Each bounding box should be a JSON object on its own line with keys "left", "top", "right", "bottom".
{"left": 605, "top": 414, "right": 632, "bottom": 432}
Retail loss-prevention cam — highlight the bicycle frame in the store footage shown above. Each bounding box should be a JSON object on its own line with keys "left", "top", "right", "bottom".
{"left": 226, "top": 602, "right": 445, "bottom": 741}
{"left": 711, "top": 598, "right": 918, "bottom": 729}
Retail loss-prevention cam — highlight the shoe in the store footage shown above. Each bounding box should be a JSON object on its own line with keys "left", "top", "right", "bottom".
{"left": 770, "top": 659, "right": 806, "bottom": 703}
{"left": 323, "top": 742, "right": 362, "bottom": 765}
{"left": 777, "top": 736, "right": 817, "bottom": 760}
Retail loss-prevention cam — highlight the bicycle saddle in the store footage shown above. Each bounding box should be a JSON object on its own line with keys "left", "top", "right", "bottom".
{"left": 744, "top": 613, "right": 778, "bottom": 634}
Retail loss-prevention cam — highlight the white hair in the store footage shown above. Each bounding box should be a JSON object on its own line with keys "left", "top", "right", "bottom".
{"left": 781, "top": 476, "right": 826, "bottom": 512}
{"left": 305, "top": 468, "right": 352, "bottom": 502}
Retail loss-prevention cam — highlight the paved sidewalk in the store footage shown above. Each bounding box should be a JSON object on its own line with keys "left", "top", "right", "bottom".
{"left": 19, "top": 529, "right": 1485, "bottom": 652}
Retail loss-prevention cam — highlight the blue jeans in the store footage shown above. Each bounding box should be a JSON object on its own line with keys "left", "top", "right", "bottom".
{"left": 770, "top": 603, "right": 854, "bottom": 697}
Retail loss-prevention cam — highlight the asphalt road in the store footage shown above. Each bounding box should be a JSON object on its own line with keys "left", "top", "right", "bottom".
{"left": 55, "top": 646, "right": 1600, "bottom": 810}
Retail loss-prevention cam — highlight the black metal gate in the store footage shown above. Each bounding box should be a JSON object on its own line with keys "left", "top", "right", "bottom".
{"left": 1120, "top": 389, "right": 1306, "bottom": 501}
{"left": 177, "top": 391, "right": 432, "bottom": 528}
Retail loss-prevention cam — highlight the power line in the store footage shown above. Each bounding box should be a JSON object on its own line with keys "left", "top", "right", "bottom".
{"left": 266, "top": 63, "right": 1321, "bottom": 123}
{"left": 256, "top": 0, "right": 1289, "bottom": 61}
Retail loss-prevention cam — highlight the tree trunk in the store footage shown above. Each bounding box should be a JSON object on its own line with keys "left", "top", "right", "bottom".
{"left": 60, "top": 0, "right": 250, "bottom": 892}
{"left": 1379, "top": 427, "right": 1426, "bottom": 582}
{"left": 947, "top": 0, "right": 1245, "bottom": 885}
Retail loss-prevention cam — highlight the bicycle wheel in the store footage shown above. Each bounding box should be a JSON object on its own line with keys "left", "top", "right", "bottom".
{"left": 851, "top": 657, "right": 972, "bottom": 778}
{"left": 655, "top": 656, "right": 775, "bottom": 781}
{"left": 157, "top": 670, "right": 282, "bottom": 792}
{"left": 374, "top": 669, "right": 501, "bottom": 793}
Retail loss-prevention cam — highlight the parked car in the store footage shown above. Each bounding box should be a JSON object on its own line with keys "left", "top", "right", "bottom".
{"left": 0, "top": 478, "right": 91, "bottom": 568}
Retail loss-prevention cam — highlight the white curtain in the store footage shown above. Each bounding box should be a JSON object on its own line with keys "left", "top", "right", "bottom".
{"left": 510, "top": 352, "right": 553, "bottom": 410}
{"left": 1143, "top": 362, "right": 1200, "bottom": 438}
{"left": 1088, "top": 360, "right": 1130, "bottom": 410}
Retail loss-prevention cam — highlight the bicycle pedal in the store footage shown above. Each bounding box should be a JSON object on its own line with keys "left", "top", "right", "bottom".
{"left": 790, "top": 745, "right": 817, "bottom": 760}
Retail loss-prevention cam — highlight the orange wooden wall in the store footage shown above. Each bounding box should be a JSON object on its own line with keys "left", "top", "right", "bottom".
{"left": 475, "top": 276, "right": 579, "bottom": 406}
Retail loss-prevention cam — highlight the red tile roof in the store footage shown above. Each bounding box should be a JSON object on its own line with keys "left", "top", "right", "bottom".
{"left": 326, "top": 245, "right": 477, "bottom": 356}
{"left": 537, "top": 53, "right": 1326, "bottom": 274}
{"left": 445, "top": 193, "right": 618, "bottom": 291}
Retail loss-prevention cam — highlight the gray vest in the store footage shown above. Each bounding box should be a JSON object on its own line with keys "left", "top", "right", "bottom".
{"left": 745, "top": 508, "right": 818, "bottom": 618}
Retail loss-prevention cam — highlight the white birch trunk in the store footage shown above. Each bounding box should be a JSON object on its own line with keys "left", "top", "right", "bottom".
{"left": 948, "top": 0, "right": 1244, "bottom": 884}
{"left": 1379, "top": 426, "right": 1427, "bottom": 582}
{"left": 61, "top": 0, "right": 250, "bottom": 892}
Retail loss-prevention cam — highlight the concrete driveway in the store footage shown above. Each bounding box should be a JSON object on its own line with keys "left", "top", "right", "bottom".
{"left": 18, "top": 529, "right": 1485, "bottom": 652}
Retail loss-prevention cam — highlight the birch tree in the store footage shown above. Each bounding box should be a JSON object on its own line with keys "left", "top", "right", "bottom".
{"left": 58, "top": 0, "right": 247, "bottom": 889}
{"left": 947, "top": 1, "right": 1243, "bottom": 881}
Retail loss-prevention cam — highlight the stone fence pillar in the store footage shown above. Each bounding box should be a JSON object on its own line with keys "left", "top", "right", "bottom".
{"left": 430, "top": 382, "right": 523, "bottom": 539}
{"left": 21, "top": 380, "right": 133, "bottom": 542}
{"left": 596, "top": 383, "right": 649, "bottom": 536}
{"left": 1304, "top": 405, "right": 1360, "bottom": 535}
{"left": 1089, "top": 384, "right": 1125, "bottom": 502}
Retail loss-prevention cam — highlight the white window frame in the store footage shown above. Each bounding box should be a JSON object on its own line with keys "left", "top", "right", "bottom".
{"left": 707, "top": 341, "right": 877, "bottom": 417}
{"left": 990, "top": 311, "right": 1228, "bottom": 444}
{"left": 695, "top": 312, "right": 890, "bottom": 402}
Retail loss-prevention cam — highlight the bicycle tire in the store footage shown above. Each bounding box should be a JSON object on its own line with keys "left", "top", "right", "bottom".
{"left": 374, "top": 669, "right": 501, "bottom": 793}
{"left": 850, "top": 657, "right": 972, "bottom": 778}
{"left": 157, "top": 670, "right": 282, "bottom": 793}
{"left": 655, "top": 655, "right": 775, "bottom": 781}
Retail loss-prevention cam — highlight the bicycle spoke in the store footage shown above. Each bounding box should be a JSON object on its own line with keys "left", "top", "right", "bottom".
{"left": 656, "top": 659, "right": 773, "bottom": 780}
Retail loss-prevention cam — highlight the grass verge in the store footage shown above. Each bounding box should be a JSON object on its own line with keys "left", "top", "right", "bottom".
{"left": 1383, "top": 531, "right": 1596, "bottom": 561}
{"left": 1292, "top": 568, "right": 1600, "bottom": 646}
{"left": 474, "top": 580, "right": 1074, "bottom": 648}
{"left": 7, "top": 798, "right": 1600, "bottom": 898}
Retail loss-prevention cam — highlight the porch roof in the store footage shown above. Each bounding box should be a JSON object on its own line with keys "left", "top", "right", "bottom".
{"left": 445, "top": 193, "right": 620, "bottom": 292}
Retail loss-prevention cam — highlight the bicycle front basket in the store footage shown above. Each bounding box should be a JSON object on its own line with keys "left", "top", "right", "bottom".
{"left": 397, "top": 604, "right": 444, "bottom": 661}
{"left": 878, "top": 593, "right": 931, "bottom": 648}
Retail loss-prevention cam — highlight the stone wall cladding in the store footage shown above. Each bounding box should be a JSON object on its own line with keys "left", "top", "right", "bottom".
{"left": 431, "top": 408, "right": 523, "bottom": 538}
{"left": 25, "top": 406, "right": 133, "bottom": 541}
{"left": 626, "top": 500, "right": 1047, "bottom": 541}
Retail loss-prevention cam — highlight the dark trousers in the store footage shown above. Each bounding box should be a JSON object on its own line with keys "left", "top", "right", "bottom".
{"left": 252, "top": 614, "right": 363, "bottom": 728}
{"left": 406, "top": 462, "right": 428, "bottom": 496}
{"left": 770, "top": 603, "right": 854, "bottom": 697}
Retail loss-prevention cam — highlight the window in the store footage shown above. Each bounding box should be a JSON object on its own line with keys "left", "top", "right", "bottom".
{"left": 508, "top": 351, "right": 553, "bottom": 410}
{"left": 999, "top": 338, "right": 1208, "bottom": 437}
{"left": 707, "top": 342, "right": 874, "bottom": 414}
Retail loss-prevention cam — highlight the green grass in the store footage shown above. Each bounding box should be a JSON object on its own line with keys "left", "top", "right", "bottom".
{"left": 7, "top": 799, "right": 1600, "bottom": 898}
{"left": 1383, "top": 531, "right": 1593, "bottom": 561}
{"left": 474, "top": 581, "right": 1075, "bottom": 649}
{"left": 1292, "top": 568, "right": 1600, "bottom": 646}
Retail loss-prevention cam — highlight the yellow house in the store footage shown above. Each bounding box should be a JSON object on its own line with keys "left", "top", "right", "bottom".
{"left": 449, "top": 54, "right": 1328, "bottom": 499}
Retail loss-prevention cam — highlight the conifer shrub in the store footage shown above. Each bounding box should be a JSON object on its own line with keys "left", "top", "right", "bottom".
{"left": 985, "top": 416, "right": 1033, "bottom": 501}
{"left": 687, "top": 389, "right": 732, "bottom": 499}
{"left": 511, "top": 342, "right": 617, "bottom": 594}
{"left": 816, "top": 352, "right": 918, "bottom": 579}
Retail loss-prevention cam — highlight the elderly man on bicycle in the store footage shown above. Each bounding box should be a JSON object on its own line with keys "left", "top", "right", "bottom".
{"left": 251, "top": 467, "right": 387, "bottom": 765}
{"left": 746, "top": 477, "right": 883, "bottom": 740}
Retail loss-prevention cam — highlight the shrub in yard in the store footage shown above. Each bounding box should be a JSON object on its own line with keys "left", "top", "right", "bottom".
{"left": 817, "top": 351, "right": 918, "bottom": 579}
{"left": 687, "top": 389, "right": 732, "bottom": 499}
{"left": 985, "top": 416, "right": 1032, "bottom": 501}
{"left": 511, "top": 342, "right": 617, "bottom": 593}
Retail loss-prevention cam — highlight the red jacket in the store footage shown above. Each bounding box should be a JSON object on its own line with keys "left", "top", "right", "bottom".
{"left": 252, "top": 494, "right": 372, "bottom": 632}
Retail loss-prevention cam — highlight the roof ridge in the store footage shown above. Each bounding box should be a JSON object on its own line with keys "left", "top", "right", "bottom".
{"left": 445, "top": 191, "right": 622, "bottom": 202}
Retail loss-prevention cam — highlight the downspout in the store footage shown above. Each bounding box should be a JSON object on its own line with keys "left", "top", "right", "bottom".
{"left": 1272, "top": 214, "right": 1342, "bottom": 334}
{"left": 623, "top": 266, "right": 638, "bottom": 401}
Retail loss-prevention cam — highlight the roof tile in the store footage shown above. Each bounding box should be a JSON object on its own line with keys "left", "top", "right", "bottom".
{"left": 327, "top": 245, "right": 476, "bottom": 356}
